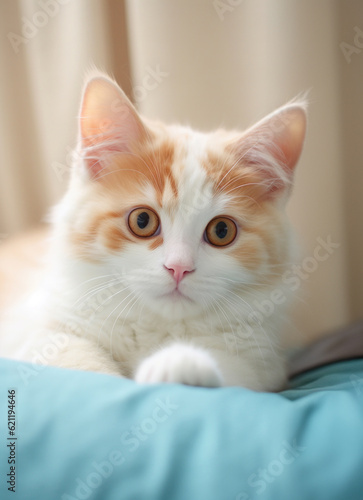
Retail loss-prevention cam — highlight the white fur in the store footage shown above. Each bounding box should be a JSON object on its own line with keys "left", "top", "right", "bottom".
{"left": 0, "top": 127, "right": 288, "bottom": 392}
{"left": 135, "top": 344, "right": 223, "bottom": 387}
{"left": 1, "top": 81, "right": 306, "bottom": 392}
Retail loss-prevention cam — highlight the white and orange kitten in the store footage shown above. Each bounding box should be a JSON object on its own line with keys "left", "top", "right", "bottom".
{"left": 3, "top": 73, "right": 306, "bottom": 391}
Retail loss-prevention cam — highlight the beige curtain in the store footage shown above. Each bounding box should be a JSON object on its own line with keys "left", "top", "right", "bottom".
{"left": 0, "top": 0, "right": 131, "bottom": 233}
{"left": 0, "top": 0, "right": 362, "bottom": 341}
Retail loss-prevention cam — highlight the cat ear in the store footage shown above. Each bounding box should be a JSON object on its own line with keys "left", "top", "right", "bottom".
{"left": 79, "top": 73, "right": 146, "bottom": 177}
{"left": 230, "top": 102, "right": 307, "bottom": 197}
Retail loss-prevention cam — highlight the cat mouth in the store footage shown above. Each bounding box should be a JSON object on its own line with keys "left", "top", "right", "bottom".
{"left": 165, "top": 288, "right": 193, "bottom": 302}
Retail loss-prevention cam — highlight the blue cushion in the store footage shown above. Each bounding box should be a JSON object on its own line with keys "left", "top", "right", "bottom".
{"left": 1, "top": 357, "right": 363, "bottom": 500}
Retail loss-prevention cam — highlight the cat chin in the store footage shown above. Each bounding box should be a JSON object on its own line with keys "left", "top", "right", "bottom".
{"left": 144, "top": 294, "right": 205, "bottom": 321}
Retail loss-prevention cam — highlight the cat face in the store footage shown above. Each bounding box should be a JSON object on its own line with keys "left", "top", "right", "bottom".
{"left": 62, "top": 73, "right": 306, "bottom": 321}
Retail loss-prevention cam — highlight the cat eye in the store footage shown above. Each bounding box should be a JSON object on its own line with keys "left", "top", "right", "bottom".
{"left": 128, "top": 208, "right": 160, "bottom": 238}
{"left": 205, "top": 217, "right": 237, "bottom": 247}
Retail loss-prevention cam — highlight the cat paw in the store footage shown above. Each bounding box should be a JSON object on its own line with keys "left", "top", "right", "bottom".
{"left": 134, "top": 344, "right": 223, "bottom": 388}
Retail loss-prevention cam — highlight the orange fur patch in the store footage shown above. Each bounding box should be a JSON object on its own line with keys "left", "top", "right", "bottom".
{"left": 203, "top": 150, "right": 267, "bottom": 209}
{"left": 69, "top": 205, "right": 132, "bottom": 257}
{"left": 98, "top": 138, "right": 177, "bottom": 203}
{"left": 203, "top": 147, "right": 289, "bottom": 279}
{"left": 69, "top": 136, "right": 178, "bottom": 259}
{"left": 148, "top": 235, "right": 163, "bottom": 251}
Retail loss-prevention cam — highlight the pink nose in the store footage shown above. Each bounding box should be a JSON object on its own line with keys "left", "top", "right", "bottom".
{"left": 164, "top": 264, "right": 195, "bottom": 284}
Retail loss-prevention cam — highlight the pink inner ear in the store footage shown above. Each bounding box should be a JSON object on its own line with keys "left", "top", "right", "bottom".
{"left": 231, "top": 104, "right": 307, "bottom": 195}
{"left": 270, "top": 106, "right": 307, "bottom": 172}
{"left": 80, "top": 76, "right": 145, "bottom": 176}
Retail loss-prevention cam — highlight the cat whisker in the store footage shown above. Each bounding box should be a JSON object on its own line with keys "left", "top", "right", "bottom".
{"left": 221, "top": 289, "right": 281, "bottom": 361}
{"left": 213, "top": 293, "right": 238, "bottom": 337}
{"left": 63, "top": 273, "right": 123, "bottom": 295}
{"left": 90, "top": 284, "right": 134, "bottom": 316}
{"left": 72, "top": 277, "right": 125, "bottom": 308}
{"left": 215, "top": 293, "right": 274, "bottom": 371}
{"left": 97, "top": 288, "right": 137, "bottom": 342}
{"left": 202, "top": 291, "right": 228, "bottom": 337}
{"left": 108, "top": 294, "right": 141, "bottom": 357}
{"left": 204, "top": 275, "right": 267, "bottom": 287}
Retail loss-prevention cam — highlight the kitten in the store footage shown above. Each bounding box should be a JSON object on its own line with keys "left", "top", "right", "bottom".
{"left": 3, "top": 72, "right": 306, "bottom": 391}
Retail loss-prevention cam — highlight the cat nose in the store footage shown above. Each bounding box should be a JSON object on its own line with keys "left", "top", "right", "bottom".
{"left": 164, "top": 264, "right": 195, "bottom": 284}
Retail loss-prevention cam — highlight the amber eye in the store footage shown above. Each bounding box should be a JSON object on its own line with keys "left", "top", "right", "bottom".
{"left": 128, "top": 208, "right": 160, "bottom": 237}
{"left": 205, "top": 217, "right": 237, "bottom": 247}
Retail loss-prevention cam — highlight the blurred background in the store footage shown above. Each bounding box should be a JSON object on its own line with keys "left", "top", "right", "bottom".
{"left": 0, "top": 0, "right": 362, "bottom": 344}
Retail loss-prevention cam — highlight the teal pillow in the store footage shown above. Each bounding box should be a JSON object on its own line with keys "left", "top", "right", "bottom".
{"left": 1, "top": 357, "right": 363, "bottom": 500}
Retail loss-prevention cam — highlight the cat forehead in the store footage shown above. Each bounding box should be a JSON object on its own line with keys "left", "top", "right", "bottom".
{"left": 97, "top": 123, "right": 253, "bottom": 219}
{"left": 145, "top": 125, "right": 235, "bottom": 216}
{"left": 163, "top": 128, "right": 213, "bottom": 205}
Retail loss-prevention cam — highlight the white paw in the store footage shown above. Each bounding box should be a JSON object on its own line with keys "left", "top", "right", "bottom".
{"left": 134, "top": 344, "right": 223, "bottom": 388}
